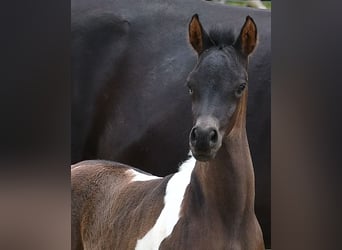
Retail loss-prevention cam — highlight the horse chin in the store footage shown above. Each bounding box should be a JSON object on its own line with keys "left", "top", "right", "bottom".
{"left": 191, "top": 149, "right": 217, "bottom": 162}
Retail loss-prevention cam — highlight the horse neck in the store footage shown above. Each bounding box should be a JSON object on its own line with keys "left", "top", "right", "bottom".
{"left": 189, "top": 89, "right": 255, "bottom": 221}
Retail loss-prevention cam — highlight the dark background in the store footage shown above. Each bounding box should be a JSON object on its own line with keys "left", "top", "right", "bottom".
{"left": 0, "top": 0, "right": 341, "bottom": 249}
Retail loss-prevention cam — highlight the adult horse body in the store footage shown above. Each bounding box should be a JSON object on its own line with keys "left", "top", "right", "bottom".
{"left": 72, "top": 0, "right": 270, "bottom": 247}
{"left": 72, "top": 15, "right": 264, "bottom": 250}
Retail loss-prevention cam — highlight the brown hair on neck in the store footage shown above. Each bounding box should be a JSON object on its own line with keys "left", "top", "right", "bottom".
{"left": 226, "top": 87, "right": 248, "bottom": 138}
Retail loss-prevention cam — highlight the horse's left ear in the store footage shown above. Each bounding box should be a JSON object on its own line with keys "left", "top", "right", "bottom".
{"left": 234, "top": 16, "right": 257, "bottom": 57}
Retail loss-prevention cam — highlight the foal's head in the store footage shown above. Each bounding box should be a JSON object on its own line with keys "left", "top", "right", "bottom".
{"left": 187, "top": 14, "right": 257, "bottom": 161}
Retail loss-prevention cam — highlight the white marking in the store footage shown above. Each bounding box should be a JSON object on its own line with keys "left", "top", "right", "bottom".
{"left": 128, "top": 169, "right": 162, "bottom": 182}
{"left": 71, "top": 163, "right": 86, "bottom": 171}
{"left": 135, "top": 152, "right": 196, "bottom": 250}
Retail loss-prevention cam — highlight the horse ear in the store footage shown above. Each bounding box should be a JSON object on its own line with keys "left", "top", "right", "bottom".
{"left": 234, "top": 16, "right": 257, "bottom": 57}
{"left": 188, "top": 14, "right": 213, "bottom": 55}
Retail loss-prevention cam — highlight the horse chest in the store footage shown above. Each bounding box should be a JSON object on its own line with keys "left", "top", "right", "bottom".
{"left": 159, "top": 218, "right": 241, "bottom": 250}
{"left": 158, "top": 210, "right": 262, "bottom": 250}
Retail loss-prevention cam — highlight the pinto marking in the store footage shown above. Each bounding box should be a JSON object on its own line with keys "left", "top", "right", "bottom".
{"left": 135, "top": 153, "right": 196, "bottom": 250}
{"left": 128, "top": 169, "right": 162, "bottom": 182}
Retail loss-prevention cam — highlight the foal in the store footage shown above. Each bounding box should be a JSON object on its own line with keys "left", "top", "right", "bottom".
{"left": 72, "top": 15, "right": 264, "bottom": 250}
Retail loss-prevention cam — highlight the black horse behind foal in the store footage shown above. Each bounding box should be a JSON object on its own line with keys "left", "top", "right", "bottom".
{"left": 72, "top": 0, "right": 270, "bottom": 247}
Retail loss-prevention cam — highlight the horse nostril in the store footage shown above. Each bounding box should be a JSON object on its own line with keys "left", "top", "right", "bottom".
{"left": 209, "top": 129, "right": 218, "bottom": 144}
{"left": 190, "top": 127, "right": 198, "bottom": 143}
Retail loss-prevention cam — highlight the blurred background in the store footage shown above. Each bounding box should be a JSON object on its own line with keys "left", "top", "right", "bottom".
{"left": 207, "top": 0, "right": 271, "bottom": 9}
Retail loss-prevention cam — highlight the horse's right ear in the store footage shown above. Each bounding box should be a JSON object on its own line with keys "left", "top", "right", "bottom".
{"left": 188, "top": 14, "right": 213, "bottom": 55}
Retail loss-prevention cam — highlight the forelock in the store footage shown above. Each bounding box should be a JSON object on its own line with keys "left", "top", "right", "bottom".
{"left": 208, "top": 28, "right": 236, "bottom": 48}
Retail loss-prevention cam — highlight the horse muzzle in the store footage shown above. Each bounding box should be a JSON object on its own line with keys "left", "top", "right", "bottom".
{"left": 189, "top": 122, "right": 222, "bottom": 162}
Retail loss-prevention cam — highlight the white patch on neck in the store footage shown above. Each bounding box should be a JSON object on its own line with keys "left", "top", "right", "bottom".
{"left": 128, "top": 169, "right": 162, "bottom": 182}
{"left": 135, "top": 152, "right": 196, "bottom": 250}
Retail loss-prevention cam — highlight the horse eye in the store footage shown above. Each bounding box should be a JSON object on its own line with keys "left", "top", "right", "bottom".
{"left": 188, "top": 86, "right": 193, "bottom": 95}
{"left": 235, "top": 83, "right": 246, "bottom": 96}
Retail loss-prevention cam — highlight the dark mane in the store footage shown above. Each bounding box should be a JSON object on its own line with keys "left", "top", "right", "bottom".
{"left": 208, "top": 28, "right": 236, "bottom": 47}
